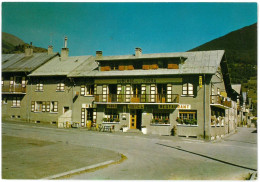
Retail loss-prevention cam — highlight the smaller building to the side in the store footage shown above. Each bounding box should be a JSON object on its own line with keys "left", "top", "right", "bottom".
{"left": 2, "top": 43, "right": 59, "bottom": 121}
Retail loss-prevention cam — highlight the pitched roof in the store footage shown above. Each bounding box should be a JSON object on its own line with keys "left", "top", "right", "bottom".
{"left": 232, "top": 84, "right": 242, "bottom": 94}
{"left": 2, "top": 53, "right": 59, "bottom": 72}
{"left": 29, "top": 55, "right": 96, "bottom": 76}
{"left": 69, "top": 50, "right": 225, "bottom": 77}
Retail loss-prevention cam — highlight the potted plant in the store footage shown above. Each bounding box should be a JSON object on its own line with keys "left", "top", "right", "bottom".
{"left": 176, "top": 117, "right": 182, "bottom": 124}
{"left": 141, "top": 126, "right": 147, "bottom": 134}
{"left": 163, "top": 118, "right": 169, "bottom": 124}
{"left": 114, "top": 118, "right": 120, "bottom": 123}
{"left": 102, "top": 118, "right": 108, "bottom": 122}
{"left": 154, "top": 118, "right": 159, "bottom": 124}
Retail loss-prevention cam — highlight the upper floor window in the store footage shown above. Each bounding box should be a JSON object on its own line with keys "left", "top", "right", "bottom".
{"left": 12, "top": 97, "right": 21, "bottom": 107}
{"left": 31, "top": 101, "right": 58, "bottom": 113}
{"left": 36, "top": 83, "right": 43, "bottom": 91}
{"left": 56, "top": 83, "right": 65, "bottom": 91}
{"left": 182, "top": 83, "right": 193, "bottom": 96}
{"left": 81, "top": 85, "right": 94, "bottom": 96}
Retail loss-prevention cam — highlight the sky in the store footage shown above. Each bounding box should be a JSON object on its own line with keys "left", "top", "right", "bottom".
{"left": 2, "top": 2, "right": 257, "bottom": 56}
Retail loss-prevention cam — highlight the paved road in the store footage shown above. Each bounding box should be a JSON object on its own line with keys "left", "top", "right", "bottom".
{"left": 2, "top": 121, "right": 257, "bottom": 180}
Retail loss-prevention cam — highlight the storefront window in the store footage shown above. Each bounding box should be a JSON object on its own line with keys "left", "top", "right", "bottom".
{"left": 151, "top": 112, "right": 170, "bottom": 124}
{"left": 177, "top": 110, "right": 197, "bottom": 125}
{"left": 103, "top": 109, "right": 119, "bottom": 122}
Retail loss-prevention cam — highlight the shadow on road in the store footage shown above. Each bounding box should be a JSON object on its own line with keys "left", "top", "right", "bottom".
{"left": 156, "top": 143, "right": 257, "bottom": 172}
{"left": 223, "top": 139, "right": 257, "bottom": 145}
{"left": 252, "top": 130, "right": 257, "bottom": 133}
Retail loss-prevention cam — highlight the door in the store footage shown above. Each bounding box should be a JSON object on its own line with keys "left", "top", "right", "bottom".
{"left": 130, "top": 110, "right": 137, "bottom": 129}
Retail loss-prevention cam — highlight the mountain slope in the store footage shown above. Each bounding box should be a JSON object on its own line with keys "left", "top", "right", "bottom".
{"left": 189, "top": 23, "right": 257, "bottom": 84}
{"left": 2, "top": 32, "right": 47, "bottom": 54}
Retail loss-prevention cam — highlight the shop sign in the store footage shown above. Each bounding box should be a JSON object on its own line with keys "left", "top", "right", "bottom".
{"left": 158, "top": 105, "right": 176, "bottom": 109}
{"left": 177, "top": 104, "right": 191, "bottom": 109}
{"left": 107, "top": 104, "right": 117, "bottom": 109}
{"left": 128, "top": 104, "right": 144, "bottom": 109}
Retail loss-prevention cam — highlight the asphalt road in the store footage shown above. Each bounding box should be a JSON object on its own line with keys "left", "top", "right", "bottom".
{"left": 2, "top": 121, "right": 257, "bottom": 180}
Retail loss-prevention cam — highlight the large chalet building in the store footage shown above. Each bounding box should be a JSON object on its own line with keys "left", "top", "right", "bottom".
{"left": 2, "top": 38, "right": 239, "bottom": 140}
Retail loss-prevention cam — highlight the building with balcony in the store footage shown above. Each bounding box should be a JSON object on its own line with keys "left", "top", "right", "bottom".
{"left": 68, "top": 48, "right": 238, "bottom": 139}
{"left": 27, "top": 38, "right": 98, "bottom": 127}
{"left": 1, "top": 44, "right": 59, "bottom": 120}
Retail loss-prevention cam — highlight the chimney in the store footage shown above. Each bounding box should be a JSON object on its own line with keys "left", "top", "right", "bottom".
{"left": 135, "top": 47, "right": 142, "bottom": 56}
{"left": 48, "top": 45, "right": 53, "bottom": 55}
{"left": 61, "top": 36, "right": 69, "bottom": 60}
{"left": 96, "top": 51, "right": 102, "bottom": 58}
{"left": 25, "top": 42, "right": 33, "bottom": 56}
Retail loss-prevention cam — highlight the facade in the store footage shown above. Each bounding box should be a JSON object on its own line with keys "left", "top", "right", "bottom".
{"left": 2, "top": 41, "right": 239, "bottom": 140}
{"left": 69, "top": 48, "right": 238, "bottom": 140}
{"left": 27, "top": 39, "right": 97, "bottom": 127}
{"left": 1, "top": 44, "right": 59, "bottom": 121}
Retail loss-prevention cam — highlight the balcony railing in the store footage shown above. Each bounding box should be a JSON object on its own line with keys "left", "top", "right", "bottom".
{"left": 94, "top": 94, "right": 179, "bottom": 104}
{"left": 2, "top": 84, "right": 26, "bottom": 94}
{"left": 210, "top": 95, "right": 231, "bottom": 108}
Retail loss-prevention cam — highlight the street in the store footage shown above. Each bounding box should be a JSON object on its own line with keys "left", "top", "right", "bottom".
{"left": 2, "top": 121, "right": 257, "bottom": 180}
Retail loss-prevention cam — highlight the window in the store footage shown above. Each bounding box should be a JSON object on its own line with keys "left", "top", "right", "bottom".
{"left": 31, "top": 101, "right": 56, "bottom": 113}
{"left": 217, "top": 88, "right": 220, "bottom": 95}
{"left": 182, "top": 83, "right": 193, "bottom": 96}
{"left": 104, "top": 109, "right": 119, "bottom": 122}
{"left": 178, "top": 110, "right": 197, "bottom": 125}
{"left": 57, "top": 83, "right": 65, "bottom": 91}
{"left": 36, "top": 83, "right": 43, "bottom": 91}
{"left": 81, "top": 85, "right": 94, "bottom": 96}
{"left": 50, "top": 101, "right": 58, "bottom": 112}
{"left": 152, "top": 112, "right": 170, "bottom": 124}
{"left": 35, "top": 101, "right": 43, "bottom": 112}
{"left": 12, "top": 97, "right": 20, "bottom": 107}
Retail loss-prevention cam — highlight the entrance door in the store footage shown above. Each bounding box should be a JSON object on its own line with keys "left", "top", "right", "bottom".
{"left": 130, "top": 110, "right": 137, "bottom": 129}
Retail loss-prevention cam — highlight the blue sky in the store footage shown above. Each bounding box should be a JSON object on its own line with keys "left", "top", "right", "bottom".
{"left": 2, "top": 2, "right": 257, "bottom": 56}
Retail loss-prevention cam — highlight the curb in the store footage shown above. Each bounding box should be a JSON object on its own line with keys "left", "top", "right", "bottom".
{"left": 43, "top": 154, "right": 127, "bottom": 179}
{"left": 249, "top": 171, "right": 257, "bottom": 180}
{"left": 43, "top": 160, "right": 115, "bottom": 179}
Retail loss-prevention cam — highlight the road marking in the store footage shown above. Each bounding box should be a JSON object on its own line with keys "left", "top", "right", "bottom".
{"left": 156, "top": 143, "right": 257, "bottom": 171}
{"left": 42, "top": 160, "right": 115, "bottom": 179}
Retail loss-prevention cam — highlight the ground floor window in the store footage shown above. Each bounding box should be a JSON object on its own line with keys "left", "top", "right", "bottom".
{"left": 12, "top": 97, "right": 21, "bottom": 107}
{"left": 151, "top": 112, "right": 170, "bottom": 124}
{"left": 103, "top": 109, "right": 119, "bottom": 122}
{"left": 177, "top": 110, "right": 197, "bottom": 125}
{"left": 31, "top": 101, "right": 58, "bottom": 113}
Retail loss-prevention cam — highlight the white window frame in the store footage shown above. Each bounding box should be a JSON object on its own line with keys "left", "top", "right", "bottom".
{"left": 81, "top": 85, "right": 94, "bottom": 96}
{"left": 50, "top": 101, "right": 58, "bottom": 113}
{"left": 11, "top": 97, "right": 21, "bottom": 107}
{"left": 182, "top": 83, "right": 194, "bottom": 96}
{"left": 36, "top": 83, "right": 43, "bottom": 91}
{"left": 56, "top": 83, "right": 65, "bottom": 92}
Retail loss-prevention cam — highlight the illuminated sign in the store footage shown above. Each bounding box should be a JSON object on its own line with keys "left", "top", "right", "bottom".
{"left": 158, "top": 105, "right": 176, "bottom": 109}
{"left": 199, "top": 76, "right": 203, "bottom": 88}
{"left": 177, "top": 104, "right": 191, "bottom": 109}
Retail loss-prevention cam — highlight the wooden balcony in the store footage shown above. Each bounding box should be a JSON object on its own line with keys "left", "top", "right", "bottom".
{"left": 210, "top": 95, "right": 231, "bottom": 109}
{"left": 2, "top": 84, "right": 26, "bottom": 94}
{"left": 94, "top": 94, "right": 179, "bottom": 104}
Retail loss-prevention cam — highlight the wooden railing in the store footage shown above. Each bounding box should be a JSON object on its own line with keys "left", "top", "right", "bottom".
{"left": 94, "top": 94, "right": 179, "bottom": 103}
{"left": 210, "top": 95, "right": 231, "bottom": 108}
{"left": 2, "top": 84, "right": 26, "bottom": 93}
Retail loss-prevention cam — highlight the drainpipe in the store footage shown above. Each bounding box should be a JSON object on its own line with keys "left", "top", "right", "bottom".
{"left": 203, "top": 74, "right": 206, "bottom": 139}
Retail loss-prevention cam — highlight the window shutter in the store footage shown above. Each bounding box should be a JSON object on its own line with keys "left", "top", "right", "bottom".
{"left": 17, "top": 97, "right": 20, "bottom": 106}
{"left": 81, "top": 108, "right": 85, "bottom": 127}
{"left": 46, "top": 101, "right": 50, "bottom": 112}
{"left": 81, "top": 85, "right": 85, "bottom": 96}
{"left": 31, "top": 101, "right": 35, "bottom": 112}
{"left": 22, "top": 77, "right": 26, "bottom": 87}
{"left": 54, "top": 101, "right": 58, "bottom": 112}
{"left": 167, "top": 84, "right": 172, "bottom": 102}
{"left": 42, "top": 101, "right": 46, "bottom": 112}
{"left": 61, "top": 83, "right": 65, "bottom": 91}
